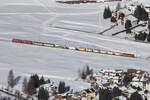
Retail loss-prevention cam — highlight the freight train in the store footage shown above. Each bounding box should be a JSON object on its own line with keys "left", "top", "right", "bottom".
{"left": 12, "top": 39, "right": 135, "bottom": 58}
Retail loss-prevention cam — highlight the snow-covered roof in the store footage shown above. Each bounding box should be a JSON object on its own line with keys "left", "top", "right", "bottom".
{"left": 126, "top": 15, "right": 138, "bottom": 22}
{"left": 118, "top": 96, "right": 126, "bottom": 100}
{"left": 113, "top": 76, "right": 119, "bottom": 80}
{"left": 128, "top": 87, "right": 136, "bottom": 94}
{"left": 120, "top": 86, "right": 127, "bottom": 91}
{"left": 132, "top": 77, "right": 140, "bottom": 82}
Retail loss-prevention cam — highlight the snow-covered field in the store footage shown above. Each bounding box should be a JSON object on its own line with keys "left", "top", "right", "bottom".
{"left": 0, "top": 0, "right": 150, "bottom": 91}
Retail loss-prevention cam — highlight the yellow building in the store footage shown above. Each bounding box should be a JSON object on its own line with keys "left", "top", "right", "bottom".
{"left": 81, "top": 88, "right": 96, "bottom": 99}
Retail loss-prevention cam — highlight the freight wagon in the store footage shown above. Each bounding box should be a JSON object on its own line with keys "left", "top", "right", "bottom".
{"left": 122, "top": 53, "right": 135, "bottom": 57}
{"left": 32, "top": 42, "right": 44, "bottom": 46}
{"left": 86, "top": 48, "right": 93, "bottom": 52}
{"left": 107, "top": 51, "right": 114, "bottom": 55}
{"left": 77, "top": 47, "right": 86, "bottom": 51}
{"left": 114, "top": 52, "right": 122, "bottom": 56}
{"left": 54, "top": 44, "right": 65, "bottom": 48}
{"left": 93, "top": 49, "right": 99, "bottom": 53}
{"left": 68, "top": 46, "right": 76, "bottom": 50}
{"left": 100, "top": 50, "right": 107, "bottom": 54}
{"left": 43, "top": 43, "right": 55, "bottom": 47}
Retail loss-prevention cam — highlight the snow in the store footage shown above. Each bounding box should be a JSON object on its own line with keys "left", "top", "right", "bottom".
{"left": 0, "top": 0, "right": 149, "bottom": 93}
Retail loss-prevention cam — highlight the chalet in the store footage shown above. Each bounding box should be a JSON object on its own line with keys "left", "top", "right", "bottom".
{"left": 124, "top": 15, "right": 138, "bottom": 26}
{"left": 130, "top": 77, "right": 147, "bottom": 89}
{"left": 145, "top": 6, "right": 150, "bottom": 16}
{"left": 127, "top": 69, "right": 137, "bottom": 76}
{"left": 127, "top": 5, "right": 137, "bottom": 14}
{"left": 112, "top": 8, "right": 131, "bottom": 20}
{"left": 146, "top": 83, "right": 150, "bottom": 91}
{"left": 112, "top": 76, "right": 120, "bottom": 84}
{"left": 135, "top": 70, "right": 148, "bottom": 78}
{"left": 102, "top": 82, "right": 111, "bottom": 88}
{"left": 112, "top": 8, "right": 138, "bottom": 26}
{"left": 100, "top": 69, "right": 116, "bottom": 76}
{"left": 100, "top": 69, "right": 123, "bottom": 77}
{"left": 93, "top": 74, "right": 102, "bottom": 81}
{"left": 115, "top": 69, "right": 123, "bottom": 76}
{"left": 127, "top": 69, "right": 148, "bottom": 78}
{"left": 81, "top": 88, "right": 96, "bottom": 99}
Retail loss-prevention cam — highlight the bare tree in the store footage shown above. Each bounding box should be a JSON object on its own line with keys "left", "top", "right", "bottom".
{"left": 116, "top": 2, "right": 121, "bottom": 11}
{"left": 8, "top": 69, "right": 14, "bottom": 88}
{"left": 22, "top": 77, "right": 28, "bottom": 94}
{"left": 148, "top": 19, "right": 150, "bottom": 31}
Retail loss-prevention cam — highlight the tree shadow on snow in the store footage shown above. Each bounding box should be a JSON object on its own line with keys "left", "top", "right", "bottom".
{"left": 14, "top": 76, "right": 21, "bottom": 86}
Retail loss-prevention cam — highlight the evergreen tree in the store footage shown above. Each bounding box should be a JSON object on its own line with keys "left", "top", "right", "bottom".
{"left": 143, "top": 11, "right": 149, "bottom": 21}
{"left": 81, "top": 71, "right": 87, "bottom": 79}
{"left": 147, "top": 32, "right": 150, "bottom": 42}
{"left": 134, "top": 5, "right": 149, "bottom": 21}
{"left": 8, "top": 69, "right": 14, "bottom": 88}
{"left": 85, "top": 64, "right": 91, "bottom": 75}
{"left": 124, "top": 4, "right": 127, "bottom": 8}
{"left": 112, "top": 87, "right": 121, "bottom": 98}
{"left": 135, "top": 32, "right": 147, "bottom": 41}
{"left": 119, "top": 13, "right": 125, "bottom": 20}
{"left": 111, "top": 17, "right": 117, "bottom": 23}
{"left": 103, "top": 7, "right": 108, "bottom": 19}
{"left": 47, "top": 79, "right": 51, "bottom": 83}
{"left": 22, "top": 77, "right": 28, "bottom": 94}
{"left": 32, "top": 74, "right": 40, "bottom": 88}
{"left": 58, "top": 81, "right": 65, "bottom": 94}
{"left": 123, "top": 74, "right": 133, "bottom": 85}
{"left": 107, "top": 6, "right": 112, "bottom": 18}
{"left": 145, "top": 96, "right": 148, "bottom": 100}
{"left": 99, "top": 88, "right": 112, "bottom": 100}
{"left": 38, "top": 87, "right": 49, "bottom": 100}
{"left": 103, "top": 6, "right": 112, "bottom": 19}
{"left": 125, "top": 20, "right": 132, "bottom": 29}
{"left": 130, "top": 92, "right": 142, "bottom": 100}
{"left": 39, "top": 76, "right": 45, "bottom": 86}
{"left": 27, "top": 76, "right": 36, "bottom": 95}
{"left": 116, "top": 2, "right": 121, "bottom": 11}
{"left": 125, "top": 20, "right": 132, "bottom": 33}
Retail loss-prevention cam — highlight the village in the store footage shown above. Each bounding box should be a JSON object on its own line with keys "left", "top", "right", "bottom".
{"left": 0, "top": 67, "right": 150, "bottom": 100}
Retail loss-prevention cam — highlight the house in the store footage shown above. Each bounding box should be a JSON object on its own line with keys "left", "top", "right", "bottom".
{"left": 127, "top": 4, "right": 137, "bottom": 14}
{"left": 127, "top": 69, "right": 137, "bottom": 76}
{"left": 146, "top": 83, "right": 150, "bottom": 91}
{"left": 81, "top": 88, "right": 96, "bottom": 99}
{"left": 130, "top": 77, "right": 146, "bottom": 89}
{"left": 100, "top": 69, "right": 116, "bottom": 76}
{"left": 112, "top": 8, "right": 138, "bottom": 26}
{"left": 115, "top": 69, "right": 123, "bottom": 76}
{"left": 91, "top": 82, "right": 99, "bottom": 89}
{"left": 93, "top": 74, "right": 102, "bottom": 81}
{"left": 124, "top": 15, "right": 138, "bottom": 26}
{"left": 145, "top": 6, "right": 150, "bottom": 16}
{"left": 135, "top": 70, "right": 149, "bottom": 78}
{"left": 112, "top": 76, "right": 120, "bottom": 84}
